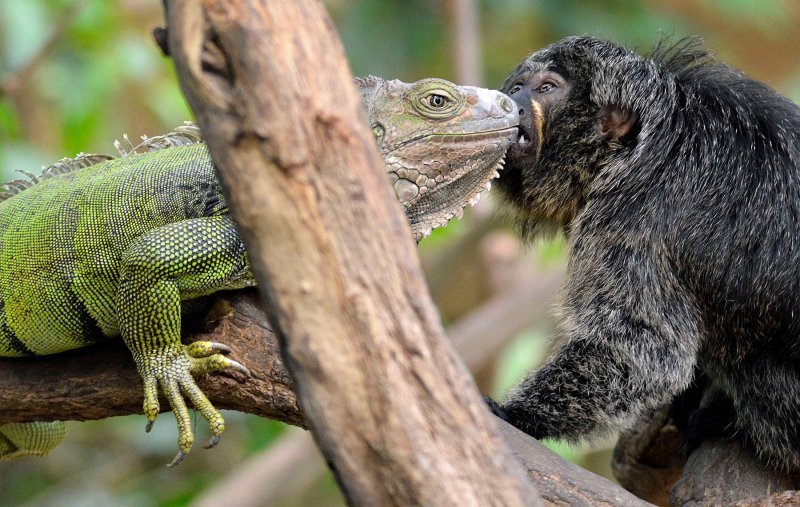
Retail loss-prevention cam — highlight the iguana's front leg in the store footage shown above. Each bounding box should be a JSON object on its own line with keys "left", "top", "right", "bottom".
{"left": 118, "top": 215, "right": 253, "bottom": 467}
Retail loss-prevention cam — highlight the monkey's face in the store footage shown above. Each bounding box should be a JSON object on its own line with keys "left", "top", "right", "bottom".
{"left": 496, "top": 42, "right": 638, "bottom": 233}
{"left": 503, "top": 66, "right": 572, "bottom": 168}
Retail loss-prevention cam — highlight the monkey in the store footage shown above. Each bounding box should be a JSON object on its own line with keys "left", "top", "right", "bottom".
{"left": 489, "top": 35, "right": 800, "bottom": 471}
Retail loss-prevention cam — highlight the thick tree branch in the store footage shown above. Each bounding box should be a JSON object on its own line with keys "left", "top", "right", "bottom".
{"left": 612, "top": 403, "right": 800, "bottom": 506}
{"left": 163, "top": 0, "right": 538, "bottom": 505}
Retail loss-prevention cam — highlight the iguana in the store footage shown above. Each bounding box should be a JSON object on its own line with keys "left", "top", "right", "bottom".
{"left": 0, "top": 77, "right": 519, "bottom": 466}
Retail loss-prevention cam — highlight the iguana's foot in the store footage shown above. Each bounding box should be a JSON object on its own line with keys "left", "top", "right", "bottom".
{"left": 137, "top": 341, "right": 250, "bottom": 467}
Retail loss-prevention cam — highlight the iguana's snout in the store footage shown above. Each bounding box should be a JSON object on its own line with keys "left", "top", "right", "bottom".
{"left": 462, "top": 85, "right": 518, "bottom": 125}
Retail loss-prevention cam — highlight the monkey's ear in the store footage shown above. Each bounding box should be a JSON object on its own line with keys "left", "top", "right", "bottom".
{"left": 599, "top": 104, "right": 637, "bottom": 140}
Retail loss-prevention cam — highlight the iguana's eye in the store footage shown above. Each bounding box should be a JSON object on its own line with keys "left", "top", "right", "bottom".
{"left": 413, "top": 87, "right": 461, "bottom": 118}
{"left": 428, "top": 94, "right": 448, "bottom": 108}
{"left": 372, "top": 123, "right": 385, "bottom": 141}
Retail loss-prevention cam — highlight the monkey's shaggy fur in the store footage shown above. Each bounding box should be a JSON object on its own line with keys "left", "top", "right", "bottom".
{"left": 496, "top": 36, "right": 800, "bottom": 470}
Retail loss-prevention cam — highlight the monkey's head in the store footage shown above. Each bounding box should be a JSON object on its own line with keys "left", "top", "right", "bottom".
{"left": 497, "top": 37, "right": 643, "bottom": 236}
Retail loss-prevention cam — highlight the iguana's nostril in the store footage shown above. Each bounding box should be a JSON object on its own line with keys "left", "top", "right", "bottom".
{"left": 499, "top": 96, "right": 514, "bottom": 113}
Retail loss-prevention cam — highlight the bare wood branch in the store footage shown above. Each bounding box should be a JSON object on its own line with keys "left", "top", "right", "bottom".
{"left": 733, "top": 490, "right": 800, "bottom": 507}
{"left": 612, "top": 404, "right": 685, "bottom": 507}
{"left": 162, "top": 0, "right": 538, "bottom": 504}
{"left": 671, "top": 438, "right": 800, "bottom": 506}
{"left": 613, "top": 402, "right": 800, "bottom": 506}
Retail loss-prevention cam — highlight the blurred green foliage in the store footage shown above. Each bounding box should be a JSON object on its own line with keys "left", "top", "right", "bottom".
{"left": 2, "top": 1, "right": 800, "bottom": 505}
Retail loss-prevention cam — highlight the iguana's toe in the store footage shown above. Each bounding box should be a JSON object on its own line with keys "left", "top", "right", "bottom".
{"left": 168, "top": 450, "right": 187, "bottom": 468}
{"left": 189, "top": 353, "right": 251, "bottom": 377}
{"left": 143, "top": 376, "right": 160, "bottom": 432}
{"left": 162, "top": 376, "right": 194, "bottom": 459}
{"left": 185, "top": 340, "right": 232, "bottom": 358}
{"left": 178, "top": 374, "right": 225, "bottom": 441}
{"left": 204, "top": 434, "right": 221, "bottom": 449}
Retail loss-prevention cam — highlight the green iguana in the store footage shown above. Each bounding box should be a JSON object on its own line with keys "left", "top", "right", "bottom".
{"left": 0, "top": 77, "right": 519, "bottom": 466}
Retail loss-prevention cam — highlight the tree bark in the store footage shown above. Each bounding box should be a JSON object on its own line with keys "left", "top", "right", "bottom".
{"left": 161, "top": 0, "right": 540, "bottom": 504}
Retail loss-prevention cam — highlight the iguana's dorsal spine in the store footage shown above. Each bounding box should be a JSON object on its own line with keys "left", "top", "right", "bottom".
{"left": 113, "top": 122, "right": 202, "bottom": 157}
{"left": 0, "top": 154, "right": 113, "bottom": 202}
{"left": 0, "top": 123, "right": 204, "bottom": 203}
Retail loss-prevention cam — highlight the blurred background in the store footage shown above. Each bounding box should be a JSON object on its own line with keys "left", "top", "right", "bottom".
{"left": 1, "top": 0, "right": 799, "bottom": 505}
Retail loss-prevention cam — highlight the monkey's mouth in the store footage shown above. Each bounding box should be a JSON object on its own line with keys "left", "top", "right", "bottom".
{"left": 508, "top": 123, "right": 536, "bottom": 161}
{"left": 518, "top": 129, "right": 532, "bottom": 146}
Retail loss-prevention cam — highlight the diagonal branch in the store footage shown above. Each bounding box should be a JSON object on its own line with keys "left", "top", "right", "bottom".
{"left": 0, "top": 290, "right": 303, "bottom": 428}
{"left": 162, "top": 0, "right": 539, "bottom": 504}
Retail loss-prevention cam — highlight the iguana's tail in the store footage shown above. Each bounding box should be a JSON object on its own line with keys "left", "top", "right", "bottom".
{"left": 0, "top": 421, "right": 66, "bottom": 460}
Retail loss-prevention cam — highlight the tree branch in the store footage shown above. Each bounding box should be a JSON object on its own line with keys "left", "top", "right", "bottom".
{"left": 162, "top": 0, "right": 538, "bottom": 504}
{"left": 0, "top": 284, "right": 651, "bottom": 505}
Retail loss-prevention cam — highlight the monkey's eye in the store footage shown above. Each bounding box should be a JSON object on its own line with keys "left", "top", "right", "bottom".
{"left": 428, "top": 94, "right": 449, "bottom": 108}
{"left": 509, "top": 84, "right": 523, "bottom": 94}
{"left": 537, "top": 82, "right": 557, "bottom": 94}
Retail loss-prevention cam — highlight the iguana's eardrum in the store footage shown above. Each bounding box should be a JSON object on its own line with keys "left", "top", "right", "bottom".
{"left": 0, "top": 78, "right": 518, "bottom": 466}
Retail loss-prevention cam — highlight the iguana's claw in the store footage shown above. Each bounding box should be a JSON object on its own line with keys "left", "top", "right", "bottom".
{"left": 145, "top": 420, "right": 155, "bottom": 433}
{"left": 185, "top": 340, "right": 232, "bottom": 357}
{"left": 167, "top": 450, "right": 187, "bottom": 468}
{"left": 204, "top": 435, "right": 221, "bottom": 449}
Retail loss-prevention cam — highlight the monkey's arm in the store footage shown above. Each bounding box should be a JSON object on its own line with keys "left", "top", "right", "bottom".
{"left": 500, "top": 244, "right": 701, "bottom": 441}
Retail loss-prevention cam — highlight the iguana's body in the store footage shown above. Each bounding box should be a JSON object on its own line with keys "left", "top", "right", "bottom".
{"left": 0, "top": 77, "right": 518, "bottom": 465}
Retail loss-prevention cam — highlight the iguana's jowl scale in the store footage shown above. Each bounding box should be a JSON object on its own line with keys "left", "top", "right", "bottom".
{"left": 0, "top": 78, "right": 518, "bottom": 465}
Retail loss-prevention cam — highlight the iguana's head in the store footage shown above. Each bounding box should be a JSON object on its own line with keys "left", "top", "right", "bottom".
{"left": 357, "top": 76, "right": 519, "bottom": 241}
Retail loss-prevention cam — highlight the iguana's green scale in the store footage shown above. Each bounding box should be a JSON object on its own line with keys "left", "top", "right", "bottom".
{"left": 0, "top": 143, "right": 247, "bottom": 356}
{"left": 0, "top": 422, "right": 66, "bottom": 459}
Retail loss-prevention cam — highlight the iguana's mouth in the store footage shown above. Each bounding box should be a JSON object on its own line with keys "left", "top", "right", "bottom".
{"left": 386, "top": 126, "right": 519, "bottom": 153}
